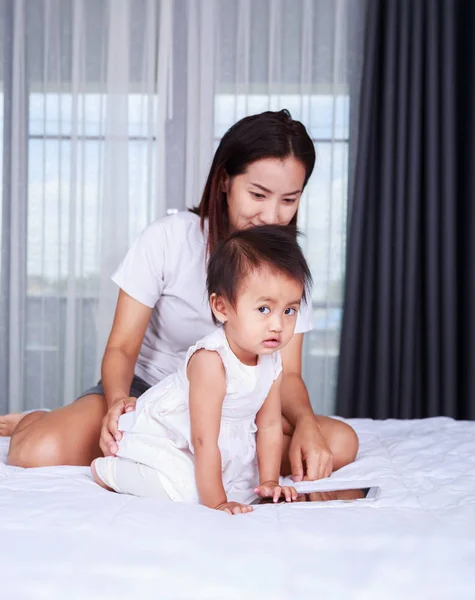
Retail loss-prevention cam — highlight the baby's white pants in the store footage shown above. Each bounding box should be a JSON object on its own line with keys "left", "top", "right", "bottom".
{"left": 93, "top": 456, "right": 171, "bottom": 501}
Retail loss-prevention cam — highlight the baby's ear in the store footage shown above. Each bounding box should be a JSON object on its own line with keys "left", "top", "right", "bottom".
{"left": 209, "top": 293, "right": 228, "bottom": 324}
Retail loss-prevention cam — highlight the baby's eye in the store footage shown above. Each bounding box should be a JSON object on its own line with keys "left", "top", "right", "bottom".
{"left": 284, "top": 307, "right": 297, "bottom": 316}
{"left": 258, "top": 306, "right": 271, "bottom": 314}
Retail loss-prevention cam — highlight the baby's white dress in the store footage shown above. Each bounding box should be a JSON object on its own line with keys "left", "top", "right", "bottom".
{"left": 94, "top": 327, "right": 282, "bottom": 504}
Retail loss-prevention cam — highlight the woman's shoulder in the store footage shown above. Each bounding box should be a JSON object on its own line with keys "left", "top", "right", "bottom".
{"left": 167, "top": 210, "right": 201, "bottom": 226}
{"left": 135, "top": 210, "right": 204, "bottom": 252}
{"left": 145, "top": 210, "right": 201, "bottom": 235}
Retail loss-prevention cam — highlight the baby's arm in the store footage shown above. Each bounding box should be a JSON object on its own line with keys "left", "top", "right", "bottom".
{"left": 255, "top": 374, "right": 284, "bottom": 484}
{"left": 255, "top": 375, "right": 298, "bottom": 502}
{"left": 187, "top": 349, "right": 227, "bottom": 509}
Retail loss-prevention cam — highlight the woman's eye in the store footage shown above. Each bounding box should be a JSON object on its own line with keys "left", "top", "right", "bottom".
{"left": 252, "top": 192, "right": 265, "bottom": 200}
{"left": 283, "top": 198, "right": 297, "bottom": 204}
{"left": 285, "top": 307, "right": 297, "bottom": 316}
{"left": 258, "top": 306, "right": 271, "bottom": 314}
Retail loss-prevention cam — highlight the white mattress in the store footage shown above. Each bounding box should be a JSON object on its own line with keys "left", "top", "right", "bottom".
{"left": 1, "top": 417, "right": 475, "bottom": 600}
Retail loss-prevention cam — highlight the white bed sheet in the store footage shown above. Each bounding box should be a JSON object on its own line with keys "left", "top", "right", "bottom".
{"left": 1, "top": 417, "right": 475, "bottom": 600}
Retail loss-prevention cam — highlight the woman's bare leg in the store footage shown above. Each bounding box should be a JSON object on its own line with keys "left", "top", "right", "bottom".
{"left": 280, "top": 415, "right": 359, "bottom": 477}
{"left": 7, "top": 394, "right": 107, "bottom": 468}
{"left": 0, "top": 413, "right": 28, "bottom": 437}
{"left": 7, "top": 411, "right": 50, "bottom": 436}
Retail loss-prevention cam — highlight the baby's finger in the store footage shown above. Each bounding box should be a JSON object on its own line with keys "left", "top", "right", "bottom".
{"left": 291, "top": 486, "right": 298, "bottom": 501}
{"left": 273, "top": 486, "right": 282, "bottom": 503}
{"left": 284, "top": 487, "right": 292, "bottom": 502}
{"left": 264, "top": 487, "right": 274, "bottom": 498}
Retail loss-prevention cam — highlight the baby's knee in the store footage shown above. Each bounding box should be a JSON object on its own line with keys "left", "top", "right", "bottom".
{"left": 331, "top": 420, "right": 359, "bottom": 471}
{"left": 7, "top": 429, "right": 62, "bottom": 468}
{"left": 91, "top": 458, "right": 101, "bottom": 484}
{"left": 91, "top": 458, "right": 115, "bottom": 491}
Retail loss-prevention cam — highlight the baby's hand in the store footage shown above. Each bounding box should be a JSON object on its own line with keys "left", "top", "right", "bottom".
{"left": 254, "top": 480, "right": 298, "bottom": 503}
{"left": 214, "top": 501, "right": 253, "bottom": 515}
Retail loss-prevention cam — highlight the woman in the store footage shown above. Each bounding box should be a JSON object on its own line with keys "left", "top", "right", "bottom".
{"left": 4, "top": 109, "right": 358, "bottom": 481}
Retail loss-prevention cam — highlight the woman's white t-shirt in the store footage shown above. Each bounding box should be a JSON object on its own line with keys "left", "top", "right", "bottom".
{"left": 112, "top": 211, "right": 313, "bottom": 386}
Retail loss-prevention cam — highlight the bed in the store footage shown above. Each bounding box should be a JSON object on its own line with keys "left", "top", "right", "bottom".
{"left": 1, "top": 417, "right": 475, "bottom": 599}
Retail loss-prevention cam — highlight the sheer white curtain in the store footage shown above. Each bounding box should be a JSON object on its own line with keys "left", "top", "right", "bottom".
{"left": 0, "top": 0, "right": 363, "bottom": 414}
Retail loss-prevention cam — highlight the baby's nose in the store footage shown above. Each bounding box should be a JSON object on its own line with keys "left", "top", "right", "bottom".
{"left": 270, "top": 316, "right": 283, "bottom": 332}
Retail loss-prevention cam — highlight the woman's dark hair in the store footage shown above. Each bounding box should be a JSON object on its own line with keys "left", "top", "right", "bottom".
{"left": 207, "top": 225, "right": 312, "bottom": 325}
{"left": 191, "top": 109, "right": 315, "bottom": 255}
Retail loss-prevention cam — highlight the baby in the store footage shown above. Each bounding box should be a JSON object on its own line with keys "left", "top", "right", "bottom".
{"left": 92, "top": 225, "right": 312, "bottom": 514}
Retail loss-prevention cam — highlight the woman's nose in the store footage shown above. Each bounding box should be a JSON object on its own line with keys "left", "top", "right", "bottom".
{"left": 259, "top": 204, "right": 280, "bottom": 225}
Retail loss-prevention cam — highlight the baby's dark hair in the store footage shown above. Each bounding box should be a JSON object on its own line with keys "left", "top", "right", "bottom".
{"left": 206, "top": 225, "right": 312, "bottom": 325}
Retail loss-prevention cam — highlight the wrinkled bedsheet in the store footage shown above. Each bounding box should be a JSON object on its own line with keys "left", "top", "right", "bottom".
{"left": 1, "top": 417, "right": 475, "bottom": 599}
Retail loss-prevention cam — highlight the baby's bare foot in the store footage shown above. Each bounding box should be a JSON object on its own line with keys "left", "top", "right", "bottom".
{"left": 0, "top": 413, "right": 24, "bottom": 437}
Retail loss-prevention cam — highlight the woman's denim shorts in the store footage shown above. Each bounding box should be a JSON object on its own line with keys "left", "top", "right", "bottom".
{"left": 75, "top": 375, "right": 151, "bottom": 401}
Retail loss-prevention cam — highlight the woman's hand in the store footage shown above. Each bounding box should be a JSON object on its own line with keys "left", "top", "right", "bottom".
{"left": 289, "top": 416, "right": 333, "bottom": 481}
{"left": 214, "top": 501, "right": 253, "bottom": 515}
{"left": 99, "top": 396, "right": 137, "bottom": 457}
{"left": 254, "top": 481, "right": 298, "bottom": 503}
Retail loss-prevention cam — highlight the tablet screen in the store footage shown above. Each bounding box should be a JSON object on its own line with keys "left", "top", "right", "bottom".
{"left": 252, "top": 487, "right": 371, "bottom": 504}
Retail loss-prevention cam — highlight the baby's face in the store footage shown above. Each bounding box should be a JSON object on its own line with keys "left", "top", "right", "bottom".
{"left": 223, "top": 267, "right": 303, "bottom": 365}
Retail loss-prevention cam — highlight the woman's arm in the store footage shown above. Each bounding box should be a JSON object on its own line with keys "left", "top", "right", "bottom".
{"left": 279, "top": 334, "right": 314, "bottom": 425}
{"left": 280, "top": 333, "right": 332, "bottom": 481}
{"left": 255, "top": 375, "right": 283, "bottom": 484}
{"left": 188, "top": 349, "right": 227, "bottom": 509}
{"left": 99, "top": 290, "right": 152, "bottom": 456}
{"left": 101, "top": 289, "right": 153, "bottom": 408}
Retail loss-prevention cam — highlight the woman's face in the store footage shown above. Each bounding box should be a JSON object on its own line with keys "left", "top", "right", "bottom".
{"left": 225, "top": 156, "right": 307, "bottom": 231}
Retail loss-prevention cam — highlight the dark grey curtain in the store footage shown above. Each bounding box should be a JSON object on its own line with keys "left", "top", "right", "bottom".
{"left": 337, "top": 0, "right": 475, "bottom": 419}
